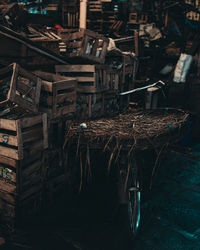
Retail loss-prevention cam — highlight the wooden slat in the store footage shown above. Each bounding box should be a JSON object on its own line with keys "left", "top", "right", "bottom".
{"left": 0, "top": 179, "right": 16, "bottom": 193}
{"left": 0, "top": 133, "right": 18, "bottom": 147}
{"left": 0, "top": 190, "right": 16, "bottom": 205}
{"left": 42, "top": 113, "right": 48, "bottom": 149}
{"left": 0, "top": 199, "right": 15, "bottom": 217}
{"left": 0, "top": 164, "right": 16, "bottom": 183}
{"left": 22, "top": 128, "right": 43, "bottom": 143}
{"left": 54, "top": 80, "right": 76, "bottom": 91}
{"left": 0, "top": 118, "right": 16, "bottom": 131}
{"left": 67, "top": 41, "right": 82, "bottom": 48}
{"left": 0, "top": 155, "right": 18, "bottom": 168}
{"left": 75, "top": 77, "right": 95, "bottom": 82}
{"left": 19, "top": 184, "right": 42, "bottom": 201}
{"left": 0, "top": 146, "right": 19, "bottom": 160}
{"left": 20, "top": 115, "right": 42, "bottom": 128}
{"left": 22, "top": 160, "right": 41, "bottom": 179}
{"left": 47, "top": 92, "right": 76, "bottom": 104}
{"left": 16, "top": 80, "right": 35, "bottom": 99}
{"left": 65, "top": 29, "right": 85, "bottom": 41}
{"left": 56, "top": 64, "right": 95, "bottom": 72}
{"left": 77, "top": 85, "right": 96, "bottom": 93}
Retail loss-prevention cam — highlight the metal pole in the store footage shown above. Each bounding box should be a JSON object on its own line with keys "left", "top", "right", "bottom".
{"left": 80, "top": 0, "right": 87, "bottom": 29}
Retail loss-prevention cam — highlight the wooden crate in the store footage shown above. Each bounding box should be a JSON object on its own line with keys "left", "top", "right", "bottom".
{"left": 0, "top": 113, "right": 48, "bottom": 160}
{"left": 55, "top": 64, "right": 119, "bottom": 93}
{"left": 129, "top": 12, "right": 148, "bottom": 24}
{"left": 76, "top": 92, "right": 104, "bottom": 119}
{"left": 48, "top": 119, "right": 67, "bottom": 148}
{"left": 103, "top": 91, "right": 118, "bottom": 114}
{"left": 58, "top": 29, "right": 108, "bottom": 64}
{"left": 0, "top": 152, "right": 44, "bottom": 220}
{"left": 0, "top": 63, "right": 41, "bottom": 113}
{"left": 43, "top": 149, "right": 67, "bottom": 203}
{"left": 88, "top": 0, "right": 102, "bottom": 12}
{"left": 33, "top": 71, "right": 77, "bottom": 119}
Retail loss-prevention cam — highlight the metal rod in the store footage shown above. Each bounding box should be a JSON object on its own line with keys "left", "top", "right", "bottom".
{"left": 119, "top": 80, "right": 166, "bottom": 96}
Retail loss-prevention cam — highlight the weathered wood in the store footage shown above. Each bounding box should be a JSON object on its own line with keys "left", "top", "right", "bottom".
{"left": 59, "top": 29, "right": 108, "bottom": 63}
{"left": 56, "top": 64, "right": 119, "bottom": 93}
{"left": 0, "top": 114, "right": 48, "bottom": 160}
{"left": 33, "top": 71, "right": 77, "bottom": 119}
{"left": 0, "top": 152, "right": 44, "bottom": 222}
{"left": 0, "top": 63, "right": 41, "bottom": 113}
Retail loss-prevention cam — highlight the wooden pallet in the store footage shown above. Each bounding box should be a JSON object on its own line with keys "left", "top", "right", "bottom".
{"left": 0, "top": 63, "right": 41, "bottom": 113}
{"left": 0, "top": 113, "right": 48, "bottom": 160}
{"left": 58, "top": 29, "right": 108, "bottom": 64}
{"left": 55, "top": 64, "right": 119, "bottom": 93}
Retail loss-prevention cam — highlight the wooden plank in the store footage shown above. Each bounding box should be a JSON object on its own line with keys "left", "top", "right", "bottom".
{"left": 0, "top": 199, "right": 15, "bottom": 218}
{"left": 67, "top": 41, "right": 82, "bottom": 48}
{"left": 22, "top": 172, "right": 41, "bottom": 187}
{"left": 20, "top": 115, "right": 42, "bottom": 128}
{"left": 0, "top": 190, "right": 16, "bottom": 205}
{"left": 41, "top": 80, "right": 53, "bottom": 92}
{"left": 0, "top": 133, "right": 18, "bottom": 147}
{"left": 0, "top": 155, "right": 18, "bottom": 168}
{"left": 47, "top": 92, "right": 76, "bottom": 104}
{"left": 0, "top": 164, "right": 16, "bottom": 183}
{"left": 42, "top": 113, "right": 48, "bottom": 149}
{"left": 0, "top": 145, "right": 19, "bottom": 160}
{"left": 19, "top": 184, "right": 42, "bottom": 201}
{"left": 75, "top": 77, "right": 95, "bottom": 82}
{"left": 0, "top": 179, "right": 16, "bottom": 193}
{"left": 16, "top": 120, "right": 23, "bottom": 160}
{"left": 77, "top": 85, "right": 98, "bottom": 93}
{"left": 65, "top": 30, "right": 85, "bottom": 41}
{"left": 34, "top": 71, "right": 75, "bottom": 83}
{"left": 22, "top": 128, "right": 43, "bottom": 143}
{"left": 14, "top": 94, "right": 36, "bottom": 113}
{"left": 22, "top": 160, "right": 41, "bottom": 179}
{"left": 54, "top": 80, "right": 76, "bottom": 91}
{"left": 16, "top": 81, "right": 35, "bottom": 99}
{"left": 0, "top": 118, "right": 16, "bottom": 131}
{"left": 56, "top": 65, "right": 95, "bottom": 72}
{"left": 18, "top": 65, "right": 39, "bottom": 83}
{"left": 35, "top": 78, "right": 42, "bottom": 107}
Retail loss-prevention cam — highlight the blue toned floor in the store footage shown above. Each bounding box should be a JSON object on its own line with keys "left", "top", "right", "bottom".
{"left": 2, "top": 144, "right": 200, "bottom": 250}
{"left": 135, "top": 144, "right": 200, "bottom": 250}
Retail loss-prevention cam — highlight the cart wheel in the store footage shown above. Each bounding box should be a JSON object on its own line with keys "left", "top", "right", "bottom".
{"left": 128, "top": 180, "right": 140, "bottom": 235}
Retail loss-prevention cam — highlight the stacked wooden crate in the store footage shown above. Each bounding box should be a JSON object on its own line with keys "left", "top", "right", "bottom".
{"left": 102, "top": 2, "right": 115, "bottom": 31}
{"left": 55, "top": 64, "right": 119, "bottom": 119}
{"left": 0, "top": 63, "right": 41, "bottom": 113}
{"left": 0, "top": 112, "right": 48, "bottom": 225}
{"left": 32, "top": 71, "right": 77, "bottom": 202}
{"left": 27, "top": 27, "right": 62, "bottom": 57}
{"left": 0, "top": 63, "right": 78, "bottom": 225}
{"left": 58, "top": 29, "right": 109, "bottom": 64}
{"left": 61, "top": 0, "right": 79, "bottom": 28}
{"left": 33, "top": 71, "right": 77, "bottom": 119}
{"left": 87, "top": 0, "right": 103, "bottom": 32}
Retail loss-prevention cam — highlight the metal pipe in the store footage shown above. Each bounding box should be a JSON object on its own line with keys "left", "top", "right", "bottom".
{"left": 119, "top": 80, "right": 166, "bottom": 96}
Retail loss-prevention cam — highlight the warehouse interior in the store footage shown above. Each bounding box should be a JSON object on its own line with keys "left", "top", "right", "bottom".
{"left": 0, "top": 0, "right": 200, "bottom": 249}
